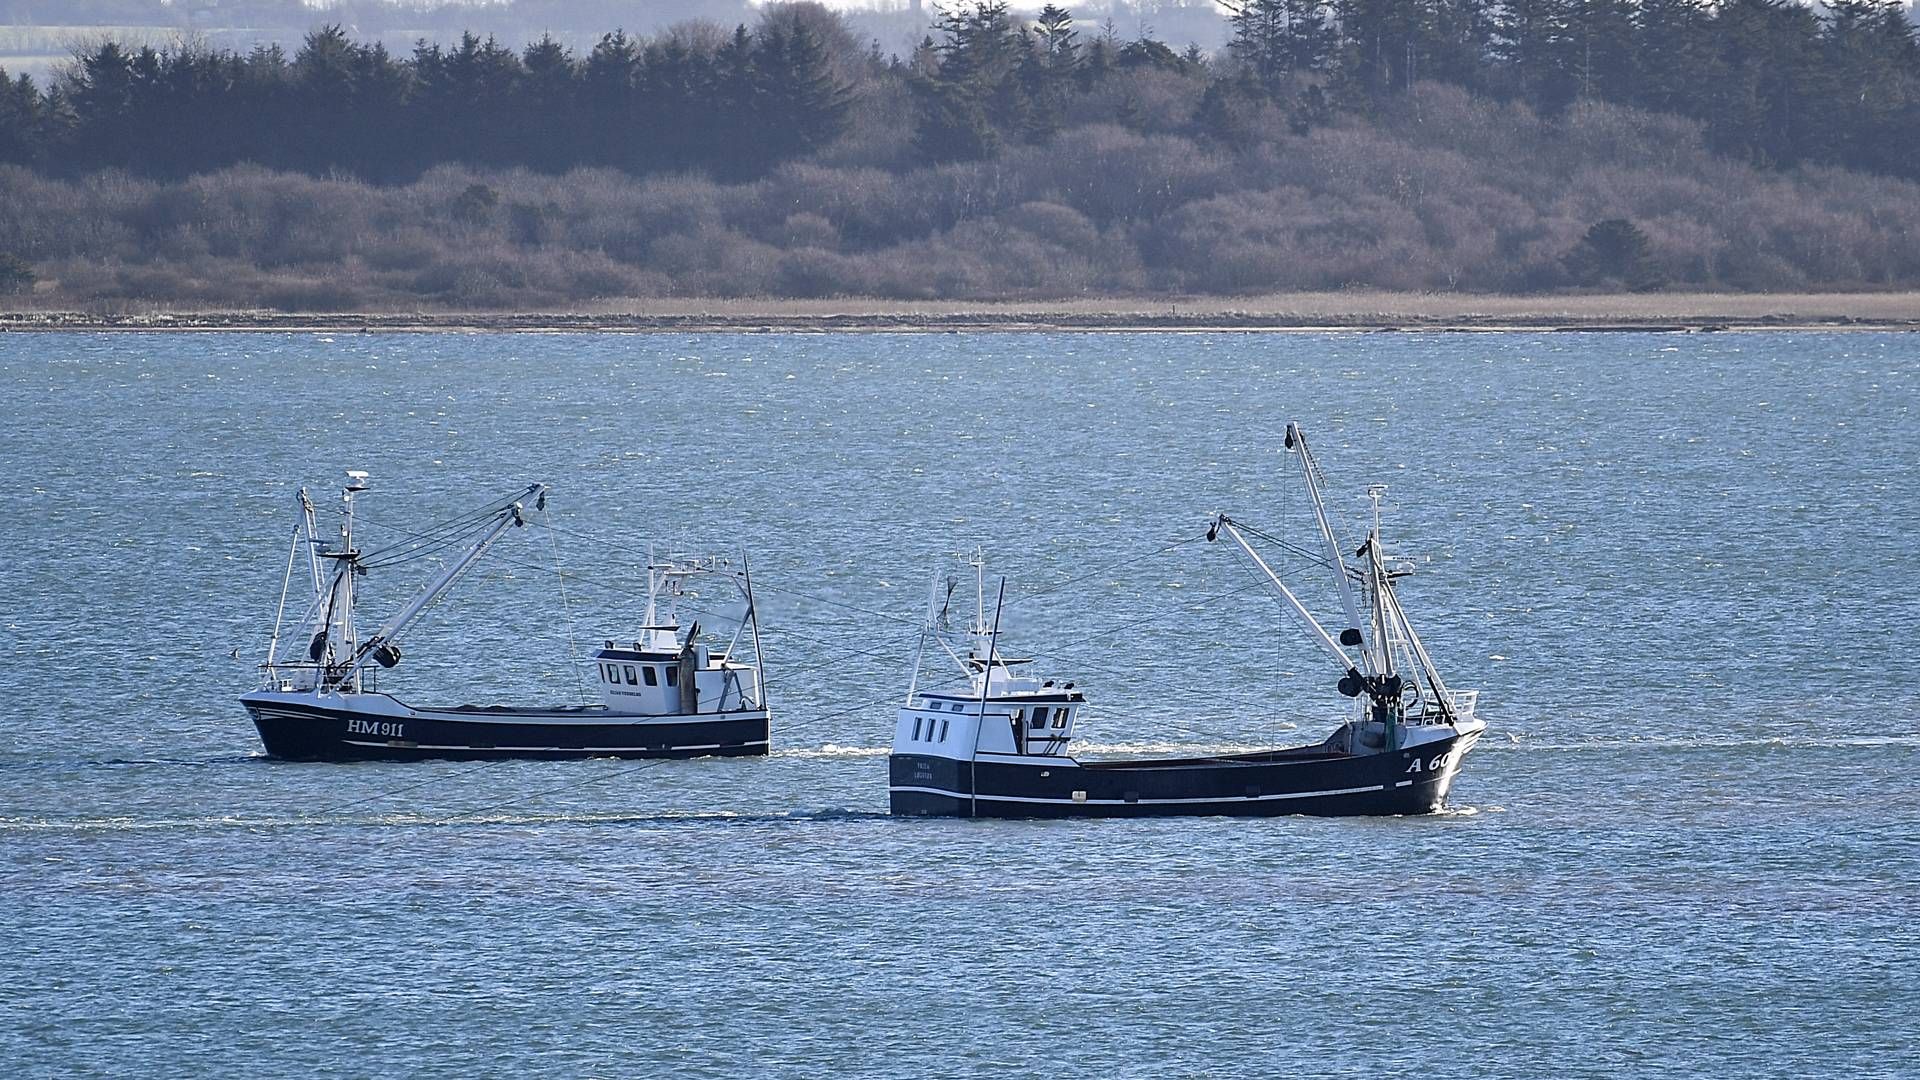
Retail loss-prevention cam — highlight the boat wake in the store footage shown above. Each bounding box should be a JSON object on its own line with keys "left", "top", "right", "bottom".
{"left": 1491, "top": 732, "right": 1920, "bottom": 752}
{"left": 0, "top": 753, "right": 270, "bottom": 771}
{"left": 0, "top": 806, "right": 895, "bottom": 834}
{"left": 774, "top": 744, "right": 889, "bottom": 759}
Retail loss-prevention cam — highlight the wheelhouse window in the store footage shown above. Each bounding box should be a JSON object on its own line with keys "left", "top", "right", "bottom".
{"left": 939, "top": 719, "right": 950, "bottom": 742}
{"left": 912, "top": 717, "right": 923, "bottom": 740}
{"left": 1053, "top": 709, "right": 1069, "bottom": 729}
{"left": 664, "top": 667, "right": 678, "bottom": 687}
{"left": 1030, "top": 709, "right": 1046, "bottom": 730}
{"left": 642, "top": 667, "right": 658, "bottom": 687}
{"left": 623, "top": 665, "right": 638, "bottom": 685}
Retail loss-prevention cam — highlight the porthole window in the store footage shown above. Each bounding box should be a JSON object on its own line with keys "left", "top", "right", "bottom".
{"left": 642, "top": 667, "right": 658, "bottom": 687}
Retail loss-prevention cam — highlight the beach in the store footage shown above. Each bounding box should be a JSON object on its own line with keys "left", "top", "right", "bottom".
{"left": 4, "top": 291, "right": 1918, "bottom": 332}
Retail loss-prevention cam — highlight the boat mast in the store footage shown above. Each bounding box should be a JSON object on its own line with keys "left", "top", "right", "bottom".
{"left": 265, "top": 487, "right": 324, "bottom": 674}
{"left": 905, "top": 568, "right": 941, "bottom": 703}
{"left": 311, "top": 471, "right": 369, "bottom": 691}
{"left": 1288, "top": 423, "right": 1377, "bottom": 675}
{"left": 1364, "top": 485, "right": 1395, "bottom": 683}
{"left": 971, "top": 548, "right": 987, "bottom": 639}
{"left": 1380, "top": 571, "right": 1454, "bottom": 719}
{"left": 739, "top": 553, "right": 766, "bottom": 709}
{"left": 1358, "top": 498, "right": 1403, "bottom": 750}
{"left": 973, "top": 577, "right": 1007, "bottom": 714}
{"left": 644, "top": 542, "right": 660, "bottom": 634}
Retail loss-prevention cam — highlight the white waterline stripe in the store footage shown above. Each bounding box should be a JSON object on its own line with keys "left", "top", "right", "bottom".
{"left": 247, "top": 707, "right": 770, "bottom": 727}
{"left": 887, "top": 783, "right": 1386, "bottom": 806}
{"left": 339, "top": 740, "right": 769, "bottom": 752}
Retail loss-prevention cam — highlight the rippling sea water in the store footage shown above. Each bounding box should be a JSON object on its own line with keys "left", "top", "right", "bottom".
{"left": 1, "top": 331, "right": 1915, "bottom": 1077}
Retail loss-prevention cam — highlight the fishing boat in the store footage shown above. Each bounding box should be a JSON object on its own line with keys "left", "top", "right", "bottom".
{"left": 888, "top": 423, "right": 1484, "bottom": 817}
{"left": 240, "top": 473, "right": 769, "bottom": 761}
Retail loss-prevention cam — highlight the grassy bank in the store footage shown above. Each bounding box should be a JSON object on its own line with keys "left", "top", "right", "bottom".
{"left": 4, "top": 291, "right": 1916, "bottom": 332}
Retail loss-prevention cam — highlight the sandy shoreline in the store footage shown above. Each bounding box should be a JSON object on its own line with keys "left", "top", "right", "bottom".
{"left": 4, "top": 291, "right": 1919, "bottom": 332}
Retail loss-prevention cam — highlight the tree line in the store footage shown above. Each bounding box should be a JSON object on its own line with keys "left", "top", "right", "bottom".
{"left": 0, "top": 11, "right": 853, "bottom": 181}
{"left": 0, "top": 0, "right": 1915, "bottom": 184}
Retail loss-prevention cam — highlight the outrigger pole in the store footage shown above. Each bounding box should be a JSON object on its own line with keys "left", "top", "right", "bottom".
{"left": 1287, "top": 423, "right": 1378, "bottom": 675}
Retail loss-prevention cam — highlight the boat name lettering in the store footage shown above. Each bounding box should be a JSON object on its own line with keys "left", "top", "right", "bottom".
{"left": 346, "top": 719, "right": 406, "bottom": 738}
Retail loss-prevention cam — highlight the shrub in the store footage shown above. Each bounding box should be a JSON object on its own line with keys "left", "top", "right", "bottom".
{"left": 0, "top": 252, "right": 35, "bottom": 294}
{"left": 452, "top": 183, "right": 500, "bottom": 224}
{"left": 1564, "top": 218, "right": 1665, "bottom": 290}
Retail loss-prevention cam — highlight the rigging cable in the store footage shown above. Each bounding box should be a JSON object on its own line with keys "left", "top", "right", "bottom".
{"left": 1000, "top": 531, "right": 1213, "bottom": 608}
{"left": 539, "top": 520, "right": 924, "bottom": 630}
{"left": 541, "top": 512, "right": 589, "bottom": 705}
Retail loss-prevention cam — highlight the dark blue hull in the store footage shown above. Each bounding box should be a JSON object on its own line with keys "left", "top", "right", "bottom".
{"left": 244, "top": 695, "right": 770, "bottom": 762}
{"left": 889, "top": 731, "right": 1477, "bottom": 818}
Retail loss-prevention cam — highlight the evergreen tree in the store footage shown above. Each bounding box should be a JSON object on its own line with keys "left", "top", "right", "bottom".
{"left": 1634, "top": 0, "right": 1719, "bottom": 115}
{"left": 518, "top": 35, "right": 580, "bottom": 172}
{"left": 754, "top": 24, "right": 854, "bottom": 165}
{"left": 1025, "top": 4, "right": 1079, "bottom": 140}
{"left": 64, "top": 42, "right": 138, "bottom": 170}
{"left": 639, "top": 34, "right": 718, "bottom": 170}
{"left": 911, "top": 1, "right": 1030, "bottom": 162}
{"left": 1331, "top": 0, "right": 1459, "bottom": 101}
{"left": 1226, "top": 0, "right": 1293, "bottom": 89}
{"left": 1817, "top": 0, "right": 1920, "bottom": 173}
{"left": 1567, "top": 0, "right": 1638, "bottom": 102}
{"left": 293, "top": 26, "right": 363, "bottom": 173}
{"left": 711, "top": 25, "right": 760, "bottom": 177}
{"left": 0, "top": 70, "right": 47, "bottom": 167}
{"left": 1490, "top": 0, "right": 1580, "bottom": 112}
{"left": 582, "top": 30, "right": 644, "bottom": 170}
{"left": 1706, "top": 0, "right": 1824, "bottom": 167}
{"left": 1035, "top": 4, "right": 1080, "bottom": 70}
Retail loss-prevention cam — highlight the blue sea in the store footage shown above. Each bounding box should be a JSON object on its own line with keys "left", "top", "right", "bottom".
{"left": 1, "top": 331, "right": 1915, "bottom": 1077}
